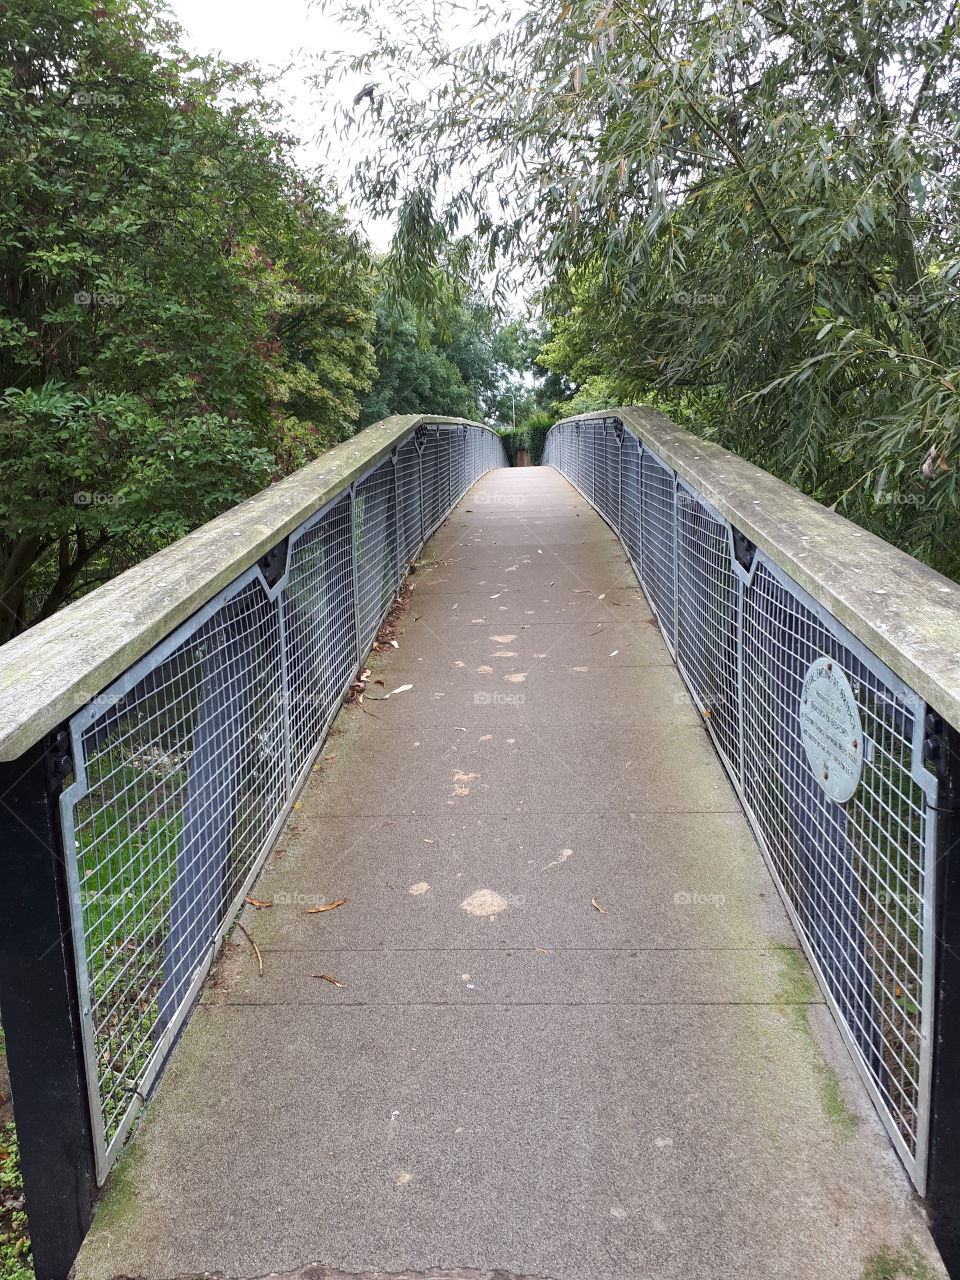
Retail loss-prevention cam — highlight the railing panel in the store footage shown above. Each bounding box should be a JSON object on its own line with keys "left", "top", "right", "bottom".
{"left": 741, "top": 557, "right": 934, "bottom": 1175}
{"left": 675, "top": 485, "right": 741, "bottom": 781}
{"left": 285, "top": 493, "right": 357, "bottom": 786}
{"left": 397, "top": 437, "right": 422, "bottom": 566}
{"left": 355, "top": 457, "right": 400, "bottom": 655}
{"left": 62, "top": 573, "right": 287, "bottom": 1176}
{"left": 639, "top": 447, "right": 677, "bottom": 651}
{"left": 620, "top": 432, "right": 642, "bottom": 575}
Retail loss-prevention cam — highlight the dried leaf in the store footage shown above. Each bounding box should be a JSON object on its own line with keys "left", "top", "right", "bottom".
{"left": 314, "top": 973, "right": 346, "bottom": 988}
{"left": 244, "top": 896, "right": 272, "bottom": 909}
{"left": 388, "top": 684, "right": 413, "bottom": 696}
{"left": 591, "top": 897, "right": 608, "bottom": 914}
{"left": 423, "top": 838, "right": 436, "bottom": 844}
{"left": 306, "top": 898, "right": 347, "bottom": 914}
{"left": 235, "top": 923, "right": 263, "bottom": 975}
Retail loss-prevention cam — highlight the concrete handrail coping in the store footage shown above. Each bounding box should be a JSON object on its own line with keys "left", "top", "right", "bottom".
{"left": 561, "top": 406, "right": 960, "bottom": 731}
{"left": 0, "top": 415, "right": 496, "bottom": 762}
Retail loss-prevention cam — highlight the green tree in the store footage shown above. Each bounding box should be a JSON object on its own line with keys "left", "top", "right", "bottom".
{"left": 359, "top": 287, "right": 534, "bottom": 427}
{"left": 0, "top": 0, "right": 375, "bottom": 637}
{"left": 322, "top": 0, "right": 960, "bottom": 576}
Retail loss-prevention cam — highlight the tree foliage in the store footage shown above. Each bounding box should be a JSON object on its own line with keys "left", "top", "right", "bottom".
{"left": 322, "top": 0, "right": 960, "bottom": 577}
{"left": 359, "top": 285, "right": 535, "bottom": 428}
{"left": 0, "top": 0, "right": 376, "bottom": 637}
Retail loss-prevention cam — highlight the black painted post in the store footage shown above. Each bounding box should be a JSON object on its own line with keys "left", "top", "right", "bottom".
{"left": 926, "top": 713, "right": 960, "bottom": 1276}
{"left": 0, "top": 731, "right": 97, "bottom": 1280}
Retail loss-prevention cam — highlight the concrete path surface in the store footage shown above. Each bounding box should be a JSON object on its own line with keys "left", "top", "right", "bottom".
{"left": 76, "top": 466, "right": 946, "bottom": 1280}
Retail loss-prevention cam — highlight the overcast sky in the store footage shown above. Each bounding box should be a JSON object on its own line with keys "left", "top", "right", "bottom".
{"left": 164, "top": 0, "right": 531, "bottom": 305}
{"left": 166, "top": 0, "right": 393, "bottom": 243}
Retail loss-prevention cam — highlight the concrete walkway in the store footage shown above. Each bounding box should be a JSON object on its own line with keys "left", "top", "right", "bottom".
{"left": 77, "top": 466, "right": 945, "bottom": 1280}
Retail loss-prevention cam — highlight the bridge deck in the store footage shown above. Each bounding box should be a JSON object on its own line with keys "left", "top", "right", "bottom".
{"left": 76, "top": 466, "right": 944, "bottom": 1280}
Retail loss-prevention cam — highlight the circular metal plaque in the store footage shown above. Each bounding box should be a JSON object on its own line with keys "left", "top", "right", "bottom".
{"left": 799, "top": 657, "right": 864, "bottom": 804}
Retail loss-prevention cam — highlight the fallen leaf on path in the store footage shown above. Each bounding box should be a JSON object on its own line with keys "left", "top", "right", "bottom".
{"left": 244, "top": 897, "right": 272, "bottom": 909}
{"left": 388, "top": 684, "right": 413, "bottom": 696}
{"left": 306, "top": 898, "right": 347, "bottom": 914}
{"left": 493, "top": 650, "right": 518, "bottom": 658}
{"left": 235, "top": 923, "right": 263, "bottom": 975}
{"left": 423, "top": 839, "right": 436, "bottom": 844}
{"left": 591, "top": 898, "right": 608, "bottom": 914}
{"left": 477, "top": 665, "right": 493, "bottom": 674}
{"left": 543, "top": 849, "right": 573, "bottom": 870}
{"left": 504, "top": 672, "right": 527, "bottom": 683}
{"left": 490, "top": 634, "right": 517, "bottom": 642}
{"left": 390, "top": 640, "right": 399, "bottom": 648}
{"left": 461, "top": 888, "right": 509, "bottom": 917}
{"left": 314, "top": 974, "right": 346, "bottom": 987}
{"left": 454, "top": 771, "right": 480, "bottom": 783}
{"left": 609, "top": 650, "right": 619, "bottom": 657}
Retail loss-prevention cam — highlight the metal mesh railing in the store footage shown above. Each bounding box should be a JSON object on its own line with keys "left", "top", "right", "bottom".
{"left": 61, "top": 421, "right": 505, "bottom": 1179}
{"left": 544, "top": 415, "right": 939, "bottom": 1190}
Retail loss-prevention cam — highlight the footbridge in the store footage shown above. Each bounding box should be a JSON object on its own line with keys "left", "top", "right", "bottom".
{"left": 1, "top": 410, "right": 959, "bottom": 1280}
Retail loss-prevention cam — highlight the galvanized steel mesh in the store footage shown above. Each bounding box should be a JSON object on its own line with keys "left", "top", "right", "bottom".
{"left": 61, "top": 422, "right": 505, "bottom": 1179}
{"left": 544, "top": 415, "right": 938, "bottom": 1190}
